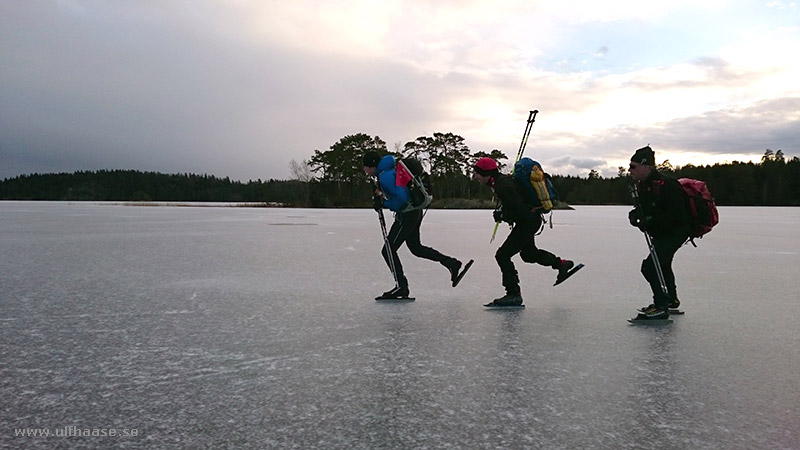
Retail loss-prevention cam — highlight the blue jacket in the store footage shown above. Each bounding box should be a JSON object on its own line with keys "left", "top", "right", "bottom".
{"left": 376, "top": 155, "right": 409, "bottom": 212}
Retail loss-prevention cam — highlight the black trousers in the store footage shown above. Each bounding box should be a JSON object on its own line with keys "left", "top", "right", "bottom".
{"left": 641, "top": 233, "right": 687, "bottom": 308}
{"left": 382, "top": 209, "right": 458, "bottom": 288}
{"left": 495, "top": 215, "right": 558, "bottom": 295}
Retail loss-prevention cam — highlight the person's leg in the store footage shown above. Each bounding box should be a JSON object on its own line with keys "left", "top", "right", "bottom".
{"left": 640, "top": 252, "right": 667, "bottom": 309}
{"left": 640, "top": 235, "right": 685, "bottom": 310}
{"left": 383, "top": 214, "right": 409, "bottom": 289}
{"left": 403, "top": 210, "right": 460, "bottom": 270}
{"left": 519, "top": 238, "right": 558, "bottom": 267}
{"left": 653, "top": 234, "right": 686, "bottom": 305}
{"left": 515, "top": 214, "right": 574, "bottom": 281}
{"left": 495, "top": 224, "right": 531, "bottom": 295}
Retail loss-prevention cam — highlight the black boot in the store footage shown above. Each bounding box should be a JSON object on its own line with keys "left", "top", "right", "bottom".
{"left": 377, "top": 286, "right": 410, "bottom": 300}
{"left": 554, "top": 259, "right": 583, "bottom": 286}
{"left": 488, "top": 292, "right": 523, "bottom": 306}
{"left": 448, "top": 260, "right": 462, "bottom": 285}
{"left": 636, "top": 305, "right": 670, "bottom": 320}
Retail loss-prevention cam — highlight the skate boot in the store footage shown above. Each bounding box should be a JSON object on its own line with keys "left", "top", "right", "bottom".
{"left": 554, "top": 259, "right": 584, "bottom": 286}
{"left": 485, "top": 292, "right": 523, "bottom": 307}
{"left": 668, "top": 298, "right": 685, "bottom": 314}
{"left": 376, "top": 286, "right": 410, "bottom": 300}
{"left": 448, "top": 260, "right": 462, "bottom": 285}
{"left": 448, "top": 259, "right": 474, "bottom": 287}
{"left": 638, "top": 303, "right": 656, "bottom": 313}
{"left": 635, "top": 304, "right": 670, "bottom": 320}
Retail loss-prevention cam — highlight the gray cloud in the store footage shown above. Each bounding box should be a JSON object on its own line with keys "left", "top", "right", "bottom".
{"left": 2, "top": 2, "right": 798, "bottom": 182}
{"left": 1, "top": 1, "right": 468, "bottom": 180}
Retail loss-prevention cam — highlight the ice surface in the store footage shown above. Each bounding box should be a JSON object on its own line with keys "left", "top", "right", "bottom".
{"left": 1, "top": 202, "right": 798, "bottom": 449}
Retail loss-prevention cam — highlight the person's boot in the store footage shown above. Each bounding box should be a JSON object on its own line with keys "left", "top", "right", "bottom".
{"left": 448, "top": 260, "right": 462, "bottom": 285}
{"left": 636, "top": 304, "right": 670, "bottom": 320}
{"left": 488, "top": 292, "right": 523, "bottom": 307}
{"left": 554, "top": 259, "right": 583, "bottom": 286}
{"left": 377, "top": 286, "right": 410, "bottom": 300}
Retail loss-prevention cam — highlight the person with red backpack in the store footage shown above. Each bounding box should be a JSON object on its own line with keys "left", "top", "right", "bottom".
{"left": 473, "top": 157, "right": 582, "bottom": 307}
{"left": 628, "top": 146, "right": 692, "bottom": 320}
{"left": 363, "top": 151, "right": 471, "bottom": 300}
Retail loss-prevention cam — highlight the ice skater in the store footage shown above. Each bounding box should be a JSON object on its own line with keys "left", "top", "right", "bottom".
{"left": 472, "top": 157, "right": 582, "bottom": 307}
{"left": 627, "top": 145, "right": 692, "bottom": 320}
{"left": 363, "top": 151, "right": 472, "bottom": 300}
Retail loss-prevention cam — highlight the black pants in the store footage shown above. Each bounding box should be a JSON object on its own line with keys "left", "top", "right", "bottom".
{"left": 495, "top": 215, "right": 558, "bottom": 295}
{"left": 382, "top": 209, "right": 458, "bottom": 288}
{"left": 641, "top": 233, "right": 687, "bottom": 308}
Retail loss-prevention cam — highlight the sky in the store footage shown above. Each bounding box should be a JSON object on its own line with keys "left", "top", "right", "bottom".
{"left": 2, "top": 0, "right": 799, "bottom": 181}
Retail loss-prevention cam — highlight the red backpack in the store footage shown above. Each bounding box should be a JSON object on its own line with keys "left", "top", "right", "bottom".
{"left": 678, "top": 178, "right": 719, "bottom": 245}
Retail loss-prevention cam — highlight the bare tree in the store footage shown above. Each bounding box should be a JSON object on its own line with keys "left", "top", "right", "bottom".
{"left": 289, "top": 159, "right": 313, "bottom": 182}
{"left": 289, "top": 159, "right": 313, "bottom": 205}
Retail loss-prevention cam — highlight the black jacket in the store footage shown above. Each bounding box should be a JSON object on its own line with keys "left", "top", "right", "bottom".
{"left": 493, "top": 174, "right": 537, "bottom": 224}
{"left": 634, "top": 170, "right": 691, "bottom": 238}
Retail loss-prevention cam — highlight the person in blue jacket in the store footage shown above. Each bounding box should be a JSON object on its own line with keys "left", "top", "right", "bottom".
{"left": 363, "top": 151, "right": 466, "bottom": 299}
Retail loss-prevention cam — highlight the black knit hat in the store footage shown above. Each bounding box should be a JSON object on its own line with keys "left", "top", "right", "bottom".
{"left": 363, "top": 151, "right": 381, "bottom": 168}
{"left": 631, "top": 146, "right": 655, "bottom": 166}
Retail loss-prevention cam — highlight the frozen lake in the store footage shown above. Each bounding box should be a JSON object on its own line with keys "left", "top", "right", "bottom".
{"left": 1, "top": 202, "right": 798, "bottom": 449}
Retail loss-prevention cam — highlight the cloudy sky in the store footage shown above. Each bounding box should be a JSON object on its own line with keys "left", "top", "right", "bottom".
{"left": 2, "top": 0, "right": 799, "bottom": 181}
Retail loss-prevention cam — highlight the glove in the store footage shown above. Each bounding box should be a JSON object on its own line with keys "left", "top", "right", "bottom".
{"left": 372, "top": 194, "right": 383, "bottom": 211}
{"left": 628, "top": 209, "right": 645, "bottom": 230}
{"left": 493, "top": 209, "right": 503, "bottom": 223}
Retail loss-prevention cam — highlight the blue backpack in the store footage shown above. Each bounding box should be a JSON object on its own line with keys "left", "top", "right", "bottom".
{"left": 513, "top": 157, "right": 558, "bottom": 213}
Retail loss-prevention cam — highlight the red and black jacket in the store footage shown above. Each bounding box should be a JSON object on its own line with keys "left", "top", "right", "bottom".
{"left": 635, "top": 170, "right": 692, "bottom": 238}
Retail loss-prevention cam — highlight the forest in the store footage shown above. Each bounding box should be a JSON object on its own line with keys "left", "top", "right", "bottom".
{"left": 1, "top": 132, "right": 798, "bottom": 207}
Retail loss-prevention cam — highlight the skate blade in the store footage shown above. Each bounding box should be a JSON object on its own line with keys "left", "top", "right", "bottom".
{"left": 484, "top": 304, "right": 525, "bottom": 309}
{"left": 554, "top": 263, "right": 584, "bottom": 286}
{"left": 452, "top": 259, "right": 474, "bottom": 287}
{"left": 628, "top": 318, "right": 673, "bottom": 324}
{"left": 635, "top": 307, "right": 684, "bottom": 315}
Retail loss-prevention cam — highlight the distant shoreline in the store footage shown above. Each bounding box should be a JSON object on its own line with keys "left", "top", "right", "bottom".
{"left": 0, "top": 200, "right": 579, "bottom": 209}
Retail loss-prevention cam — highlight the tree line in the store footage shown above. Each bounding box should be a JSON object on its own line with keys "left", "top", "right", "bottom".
{"left": 1, "top": 134, "right": 798, "bottom": 206}
{"left": 0, "top": 170, "right": 298, "bottom": 204}
{"left": 297, "top": 133, "right": 800, "bottom": 207}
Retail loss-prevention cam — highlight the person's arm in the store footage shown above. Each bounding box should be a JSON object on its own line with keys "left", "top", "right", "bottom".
{"left": 495, "top": 177, "right": 531, "bottom": 223}
{"left": 379, "top": 171, "right": 409, "bottom": 212}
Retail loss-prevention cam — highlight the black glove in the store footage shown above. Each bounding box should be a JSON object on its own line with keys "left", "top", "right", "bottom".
{"left": 372, "top": 194, "right": 383, "bottom": 211}
{"left": 493, "top": 209, "right": 503, "bottom": 223}
{"left": 628, "top": 209, "right": 644, "bottom": 230}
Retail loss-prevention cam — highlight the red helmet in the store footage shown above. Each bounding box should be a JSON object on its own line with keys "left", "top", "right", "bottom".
{"left": 474, "top": 157, "right": 498, "bottom": 175}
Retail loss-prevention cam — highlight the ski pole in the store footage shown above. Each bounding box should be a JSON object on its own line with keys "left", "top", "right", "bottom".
{"left": 630, "top": 184, "right": 669, "bottom": 296}
{"left": 491, "top": 110, "right": 538, "bottom": 243}
{"left": 377, "top": 209, "right": 399, "bottom": 288}
{"left": 515, "top": 110, "right": 539, "bottom": 162}
{"left": 373, "top": 178, "right": 399, "bottom": 287}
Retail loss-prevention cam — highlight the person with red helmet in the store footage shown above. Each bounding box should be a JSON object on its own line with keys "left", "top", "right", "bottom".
{"left": 473, "top": 157, "right": 582, "bottom": 307}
